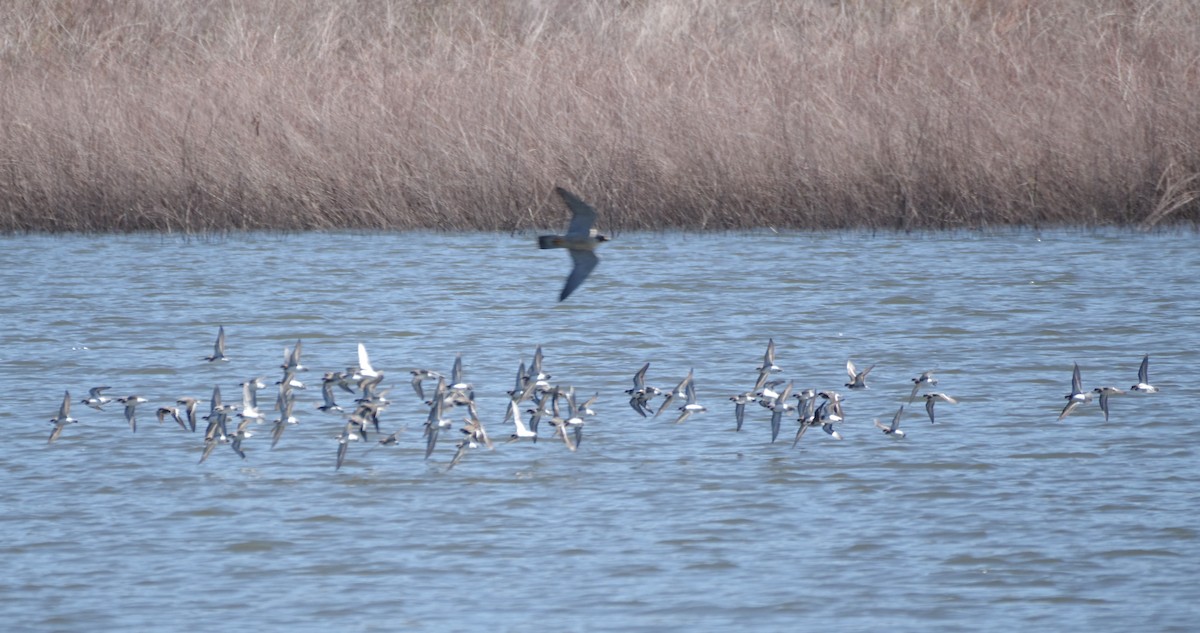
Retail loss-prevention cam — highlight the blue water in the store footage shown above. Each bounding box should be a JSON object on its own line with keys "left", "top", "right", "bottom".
{"left": 1, "top": 230, "right": 1197, "bottom": 631}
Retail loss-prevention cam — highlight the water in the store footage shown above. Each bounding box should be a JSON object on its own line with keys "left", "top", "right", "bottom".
{"left": 1, "top": 230, "right": 1197, "bottom": 631}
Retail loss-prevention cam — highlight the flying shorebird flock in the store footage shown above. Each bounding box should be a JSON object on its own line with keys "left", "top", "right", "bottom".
{"left": 34, "top": 186, "right": 1172, "bottom": 467}
{"left": 44, "top": 326, "right": 1163, "bottom": 471}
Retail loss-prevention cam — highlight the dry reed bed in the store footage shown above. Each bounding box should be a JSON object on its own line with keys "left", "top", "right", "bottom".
{"left": 0, "top": 0, "right": 1197, "bottom": 232}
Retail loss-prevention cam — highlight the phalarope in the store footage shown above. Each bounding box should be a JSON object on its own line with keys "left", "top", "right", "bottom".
{"left": 1092, "top": 386, "right": 1125, "bottom": 422}
{"left": 767, "top": 381, "right": 794, "bottom": 442}
{"left": 203, "top": 325, "right": 229, "bottom": 362}
{"left": 117, "top": 395, "right": 148, "bottom": 432}
{"left": 81, "top": 386, "right": 113, "bottom": 411}
{"left": 845, "top": 360, "right": 875, "bottom": 390}
{"left": 729, "top": 392, "right": 756, "bottom": 432}
{"left": 657, "top": 370, "right": 694, "bottom": 418}
{"left": 874, "top": 405, "right": 906, "bottom": 438}
{"left": 925, "top": 392, "right": 959, "bottom": 424}
{"left": 673, "top": 375, "right": 707, "bottom": 425}
{"left": 157, "top": 406, "right": 187, "bottom": 431}
{"left": 48, "top": 390, "right": 78, "bottom": 444}
{"left": 909, "top": 370, "right": 937, "bottom": 403}
{"left": 176, "top": 397, "right": 199, "bottom": 432}
{"left": 757, "top": 338, "right": 782, "bottom": 374}
{"left": 1131, "top": 355, "right": 1159, "bottom": 393}
{"left": 1057, "top": 362, "right": 1091, "bottom": 420}
{"left": 507, "top": 401, "right": 538, "bottom": 443}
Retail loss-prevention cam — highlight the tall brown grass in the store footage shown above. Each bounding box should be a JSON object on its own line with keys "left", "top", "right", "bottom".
{"left": 1, "top": 0, "right": 1197, "bottom": 232}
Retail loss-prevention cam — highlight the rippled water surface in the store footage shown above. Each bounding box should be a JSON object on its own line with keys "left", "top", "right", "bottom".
{"left": 2, "top": 230, "right": 1198, "bottom": 631}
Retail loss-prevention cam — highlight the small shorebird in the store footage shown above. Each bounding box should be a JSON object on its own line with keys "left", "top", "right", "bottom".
{"left": 795, "top": 388, "right": 818, "bottom": 425}
{"left": 317, "top": 380, "right": 344, "bottom": 413}
{"left": 813, "top": 391, "right": 845, "bottom": 439}
{"left": 673, "top": 376, "right": 707, "bottom": 425}
{"left": 281, "top": 339, "right": 306, "bottom": 372}
{"left": 757, "top": 338, "right": 782, "bottom": 374}
{"left": 270, "top": 396, "right": 298, "bottom": 449}
{"left": 366, "top": 430, "right": 402, "bottom": 453}
{"left": 1092, "top": 386, "right": 1125, "bottom": 422}
{"left": 538, "top": 187, "right": 610, "bottom": 301}
{"left": 730, "top": 391, "right": 756, "bottom": 432}
{"left": 354, "top": 342, "right": 382, "bottom": 383}
{"left": 909, "top": 370, "right": 937, "bottom": 403}
{"left": 156, "top": 406, "right": 187, "bottom": 431}
{"left": 176, "top": 397, "right": 199, "bottom": 432}
{"left": 626, "top": 362, "right": 660, "bottom": 417}
{"left": 117, "top": 395, "right": 148, "bottom": 432}
{"left": 447, "top": 353, "right": 473, "bottom": 396}
{"left": 335, "top": 419, "right": 364, "bottom": 471}
{"left": 526, "top": 345, "right": 551, "bottom": 383}
{"left": 203, "top": 325, "right": 229, "bottom": 362}
{"left": 423, "top": 393, "right": 453, "bottom": 460}
{"left": 874, "top": 405, "right": 906, "bottom": 438}
{"left": 657, "top": 370, "right": 694, "bottom": 418}
{"left": 924, "top": 392, "right": 959, "bottom": 424}
{"left": 48, "top": 390, "right": 78, "bottom": 444}
{"left": 1130, "top": 355, "right": 1159, "bottom": 393}
{"left": 789, "top": 390, "right": 819, "bottom": 448}
{"left": 81, "top": 386, "right": 113, "bottom": 411}
{"left": 845, "top": 360, "right": 875, "bottom": 390}
{"left": 507, "top": 402, "right": 538, "bottom": 443}
{"left": 767, "top": 381, "right": 794, "bottom": 442}
{"left": 236, "top": 380, "right": 264, "bottom": 424}
{"left": 1057, "top": 362, "right": 1091, "bottom": 421}
{"left": 410, "top": 368, "right": 443, "bottom": 401}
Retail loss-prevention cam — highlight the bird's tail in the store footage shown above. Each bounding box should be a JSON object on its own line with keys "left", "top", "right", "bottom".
{"left": 538, "top": 235, "right": 560, "bottom": 249}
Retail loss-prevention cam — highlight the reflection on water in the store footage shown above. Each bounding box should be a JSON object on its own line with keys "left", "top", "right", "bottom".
{"left": 1, "top": 230, "right": 1197, "bottom": 631}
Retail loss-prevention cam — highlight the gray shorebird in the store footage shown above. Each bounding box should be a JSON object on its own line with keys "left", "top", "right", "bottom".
{"left": 845, "top": 360, "right": 875, "bottom": 390}
{"left": 354, "top": 343, "right": 382, "bottom": 383}
{"left": 874, "top": 405, "right": 906, "bottom": 438}
{"left": 767, "top": 381, "right": 794, "bottom": 442}
{"left": 538, "top": 187, "right": 610, "bottom": 301}
{"left": 1092, "top": 386, "right": 1125, "bottom": 422}
{"left": 1131, "top": 355, "right": 1159, "bottom": 393}
{"left": 657, "top": 370, "right": 694, "bottom": 418}
{"left": 176, "top": 397, "right": 199, "bottom": 432}
{"left": 924, "top": 392, "right": 959, "bottom": 424}
{"left": 506, "top": 402, "right": 538, "bottom": 443}
{"left": 317, "top": 380, "right": 344, "bottom": 413}
{"left": 626, "top": 362, "right": 660, "bottom": 417}
{"left": 281, "top": 339, "right": 306, "bottom": 373}
{"left": 730, "top": 392, "right": 756, "bottom": 432}
{"left": 48, "top": 390, "right": 78, "bottom": 444}
{"left": 410, "top": 368, "right": 443, "bottom": 401}
{"left": 673, "top": 376, "right": 707, "bottom": 425}
{"left": 203, "top": 325, "right": 228, "bottom": 362}
{"left": 1057, "top": 362, "right": 1091, "bottom": 421}
{"left": 81, "top": 386, "right": 113, "bottom": 411}
{"left": 909, "top": 370, "right": 937, "bottom": 403}
{"left": 117, "top": 395, "right": 148, "bottom": 432}
{"left": 156, "top": 406, "right": 187, "bottom": 431}
{"left": 757, "top": 338, "right": 782, "bottom": 374}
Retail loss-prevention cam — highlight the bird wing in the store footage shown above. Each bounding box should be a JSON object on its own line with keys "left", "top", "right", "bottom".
{"left": 561, "top": 249, "right": 599, "bottom": 301}
{"left": 358, "top": 343, "right": 374, "bottom": 373}
{"left": 556, "top": 187, "right": 598, "bottom": 237}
